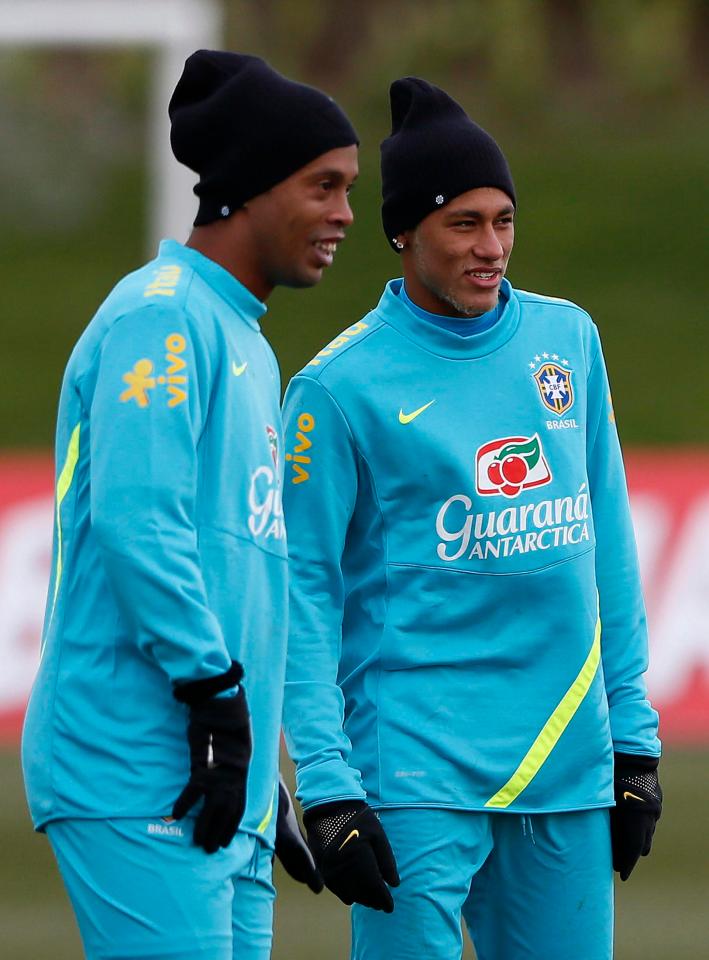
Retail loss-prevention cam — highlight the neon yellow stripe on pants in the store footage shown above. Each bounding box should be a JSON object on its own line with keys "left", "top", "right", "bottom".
{"left": 49, "top": 423, "right": 81, "bottom": 626}
{"left": 485, "top": 617, "right": 602, "bottom": 809}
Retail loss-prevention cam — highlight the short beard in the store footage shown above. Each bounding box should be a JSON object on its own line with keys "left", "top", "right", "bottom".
{"left": 411, "top": 236, "right": 487, "bottom": 318}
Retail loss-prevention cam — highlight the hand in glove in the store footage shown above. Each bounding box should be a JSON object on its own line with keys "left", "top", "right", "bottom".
{"left": 172, "top": 662, "right": 251, "bottom": 854}
{"left": 304, "top": 800, "right": 400, "bottom": 912}
{"left": 610, "top": 753, "right": 662, "bottom": 881}
{"left": 275, "top": 774, "right": 323, "bottom": 893}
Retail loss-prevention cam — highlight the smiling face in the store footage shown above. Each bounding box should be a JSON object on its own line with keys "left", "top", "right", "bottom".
{"left": 399, "top": 187, "right": 515, "bottom": 317}
{"left": 244, "top": 145, "right": 358, "bottom": 297}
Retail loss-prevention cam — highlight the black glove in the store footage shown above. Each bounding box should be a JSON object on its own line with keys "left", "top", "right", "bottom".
{"left": 610, "top": 753, "right": 662, "bottom": 881}
{"left": 275, "top": 774, "right": 324, "bottom": 893}
{"left": 304, "top": 800, "right": 400, "bottom": 912}
{"left": 172, "top": 662, "right": 251, "bottom": 854}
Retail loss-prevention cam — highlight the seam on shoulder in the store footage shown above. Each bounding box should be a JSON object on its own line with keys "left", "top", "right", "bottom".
{"left": 301, "top": 315, "right": 386, "bottom": 377}
{"left": 291, "top": 376, "right": 358, "bottom": 454}
{"left": 75, "top": 301, "right": 197, "bottom": 394}
{"left": 181, "top": 267, "right": 198, "bottom": 308}
{"left": 183, "top": 267, "right": 235, "bottom": 316}
{"left": 516, "top": 292, "right": 593, "bottom": 322}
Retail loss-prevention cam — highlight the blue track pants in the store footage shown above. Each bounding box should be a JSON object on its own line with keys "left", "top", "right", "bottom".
{"left": 351, "top": 807, "right": 613, "bottom": 960}
{"left": 47, "top": 818, "right": 275, "bottom": 960}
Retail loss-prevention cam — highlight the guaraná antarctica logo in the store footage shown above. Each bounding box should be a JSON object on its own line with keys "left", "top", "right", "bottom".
{"left": 476, "top": 434, "right": 552, "bottom": 498}
{"left": 437, "top": 433, "right": 591, "bottom": 563}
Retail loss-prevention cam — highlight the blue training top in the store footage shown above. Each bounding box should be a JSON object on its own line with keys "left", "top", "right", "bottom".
{"left": 22, "top": 240, "right": 288, "bottom": 842}
{"left": 282, "top": 277, "right": 660, "bottom": 814}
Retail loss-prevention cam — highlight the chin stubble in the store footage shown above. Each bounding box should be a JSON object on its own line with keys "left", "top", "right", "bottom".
{"left": 411, "top": 237, "right": 490, "bottom": 318}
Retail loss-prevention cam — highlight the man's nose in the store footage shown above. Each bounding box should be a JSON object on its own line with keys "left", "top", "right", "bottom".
{"left": 472, "top": 224, "right": 504, "bottom": 261}
{"left": 329, "top": 192, "right": 354, "bottom": 228}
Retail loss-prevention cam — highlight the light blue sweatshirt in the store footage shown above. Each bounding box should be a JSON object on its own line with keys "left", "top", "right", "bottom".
{"left": 282, "top": 278, "right": 660, "bottom": 814}
{"left": 23, "top": 240, "right": 287, "bottom": 842}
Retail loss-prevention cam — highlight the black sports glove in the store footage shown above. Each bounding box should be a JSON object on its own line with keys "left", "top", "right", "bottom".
{"left": 610, "top": 753, "right": 662, "bottom": 881}
{"left": 172, "top": 662, "right": 251, "bottom": 854}
{"left": 304, "top": 800, "right": 400, "bottom": 912}
{"left": 275, "top": 774, "right": 324, "bottom": 893}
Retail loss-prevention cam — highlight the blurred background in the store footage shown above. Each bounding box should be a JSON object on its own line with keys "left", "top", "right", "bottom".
{"left": 0, "top": 1, "right": 707, "bottom": 957}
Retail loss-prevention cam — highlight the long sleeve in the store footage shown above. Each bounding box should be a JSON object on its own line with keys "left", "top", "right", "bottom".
{"left": 281, "top": 374, "right": 367, "bottom": 809}
{"left": 586, "top": 327, "right": 660, "bottom": 756}
{"left": 87, "top": 306, "right": 232, "bottom": 685}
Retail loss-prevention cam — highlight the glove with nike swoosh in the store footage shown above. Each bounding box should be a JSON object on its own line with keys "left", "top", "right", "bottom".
{"left": 275, "top": 774, "right": 324, "bottom": 893}
{"left": 610, "top": 753, "right": 662, "bottom": 881}
{"left": 303, "top": 800, "right": 400, "bottom": 912}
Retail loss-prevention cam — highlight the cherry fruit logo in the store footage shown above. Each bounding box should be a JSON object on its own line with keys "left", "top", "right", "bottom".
{"left": 476, "top": 434, "right": 552, "bottom": 498}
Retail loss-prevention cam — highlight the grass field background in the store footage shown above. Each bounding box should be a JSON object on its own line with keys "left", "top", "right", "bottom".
{"left": 1, "top": 747, "right": 706, "bottom": 959}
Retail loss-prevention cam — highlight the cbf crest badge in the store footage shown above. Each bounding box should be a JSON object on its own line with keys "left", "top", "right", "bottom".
{"left": 533, "top": 361, "right": 574, "bottom": 416}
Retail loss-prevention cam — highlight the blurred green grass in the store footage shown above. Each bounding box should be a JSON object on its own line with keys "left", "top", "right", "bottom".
{"left": 1, "top": 120, "right": 708, "bottom": 450}
{"left": 1, "top": 748, "right": 706, "bottom": 959}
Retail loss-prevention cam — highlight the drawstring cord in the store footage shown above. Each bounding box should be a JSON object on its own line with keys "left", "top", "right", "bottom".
{"left": 521, "top": 815, "right": 536, "bottom": 845}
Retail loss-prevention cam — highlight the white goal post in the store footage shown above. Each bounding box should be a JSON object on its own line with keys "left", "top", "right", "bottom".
{"left": 0, "top": 0, "right": 222, "bottom": 249}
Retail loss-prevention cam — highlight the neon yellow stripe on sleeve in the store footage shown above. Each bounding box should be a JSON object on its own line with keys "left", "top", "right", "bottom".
{"left": 257, "top": 782, "right": 276, "bottom": 834}
{"left": 485, "top": 617, "right": 602, "bottom": 809}
{"left": 48, "top": 423, "right": 81, "bottom": 626}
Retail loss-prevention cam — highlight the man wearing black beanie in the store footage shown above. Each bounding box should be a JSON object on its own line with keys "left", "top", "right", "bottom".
{"left": 282, "top": 78, "right": 661, "bottom": 959}
{"left": 22, "top": 49, "right": 358, "bottom": 960}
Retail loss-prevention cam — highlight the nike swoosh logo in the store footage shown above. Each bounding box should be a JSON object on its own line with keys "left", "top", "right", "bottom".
{"left": 399, "top": 400, "right": 435, "bottom": 424}
{"left": 232, "top": 361, "right": 248, "bottom": 377}
{"left": 623, "top": 791, "right": 646, "bottom": 802}
{"left": 338, "top": 828, "right": 360, "bottom": 851}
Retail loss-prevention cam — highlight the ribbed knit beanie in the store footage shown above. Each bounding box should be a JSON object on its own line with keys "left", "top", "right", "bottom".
{"left": 381, "top": 78, "right": 515, "bottom": 250}
{"left": 169, "top": 50, "right": 358, "bottom": 226}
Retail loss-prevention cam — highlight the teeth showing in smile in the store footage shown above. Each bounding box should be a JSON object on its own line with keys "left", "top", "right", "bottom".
{"left": 470, "top": 271, "right": 496, "bottom": 279}
{"left": 315, "top": 241, "right": 337, "bottom": 255}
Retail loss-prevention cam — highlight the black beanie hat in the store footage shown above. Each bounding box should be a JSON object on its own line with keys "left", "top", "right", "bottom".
{"left": 381, "top": 78, "right": 515, "bottom": 250}
{"left": 169, "top": 50, "right": 358, "bottom": 226}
